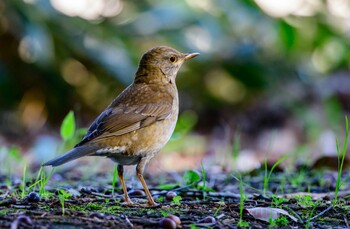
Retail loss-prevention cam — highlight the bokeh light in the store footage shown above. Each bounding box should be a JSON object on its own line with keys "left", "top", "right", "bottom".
{"left": 50, "top": 0, "right": 123, "bottom": 20}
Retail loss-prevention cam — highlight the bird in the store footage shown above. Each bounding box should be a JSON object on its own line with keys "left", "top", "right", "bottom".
{"left": 42, "top": 46, "right": 199, "bottom": 206}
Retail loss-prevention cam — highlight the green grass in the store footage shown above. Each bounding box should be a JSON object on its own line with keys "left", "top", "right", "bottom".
{"left": 305, "top": 202, "right": 319, "bottom": 229}
{"left": 271, "top": 195, "right": 286, "bottom": 207}
{"left": 295, "top": 195, "right": 316, "bottom": 208}
{"left": 189, "top": 224, "right": 200, "bottom": 229}
{"left": 57, "top": 189, "right": 72, "bottom": 215}
{"left": 27, "top": 167, "right": 54, "bottom": 198}
{"left": 21, "top": 162, "right": 27, "bottom": 199}
{"left": 263, "top": 154, "right": 288, "bottom": 196}
{"left": 213, "top": 202, "right": 225, "bottom": 216}
{"left": 68, "top": 202, "right": 122, "bottom": 214}
{"left": 232, "top": 131, "right": 240, "bottom": 164}
{"left": 237, "top": 174, "right": 249, "bottom": 228}
{"left": 0, "top": 146, "right": 22, "bottom": 183}
{"left": 270, "top": 216, "right": 289, "bottom": 227}
{"left": 171, "top": 195, "right": 182, "bottom": 205}
{"left": 86, "top": 202, "right": 104, "bottom": 211}
{"left": 334, "top": 116, "right": 349, "bottom": 203}
{"left": 156, "top": 196, "right": 164, "bottom": 203}
{"left": 182, "top": 168, "right": 213, "bottom": 197}
{"left": 111, "top": 165, "right": 118, "bottom": 196}
{"left": 294, "top": 195, "right": 323, "bottom": 228}
{"left": 200, "top": 162, "right": 208, "bottom": 199}
{"left": 289, "top": 169, "right": 306, "bottom": 187}
{"left": 237, "top": 219, "right": 250, "bottom": 228}
{"left": 278, "top": 177, "right": 286, "bottom": 195}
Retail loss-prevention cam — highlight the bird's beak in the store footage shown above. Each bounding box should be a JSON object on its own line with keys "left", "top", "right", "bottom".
{"left": 183, "top": 52, "right": 200, "bottom": 61}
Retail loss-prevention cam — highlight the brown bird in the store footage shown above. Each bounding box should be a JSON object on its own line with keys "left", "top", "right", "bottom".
{"left": 42, "top": 46, "right": 199, "bottom": 206}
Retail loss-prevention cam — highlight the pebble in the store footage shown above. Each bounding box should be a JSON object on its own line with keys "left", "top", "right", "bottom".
{"left": 165, "top": 191, "right": 177, "bottom": 201}
{"left": 166, "top": 215, "right": 181, "bottom": 225}
{"left": 128, "top": 190, "right": 145, "bottom": 196}
{"left": 159, "top": 217, "right": 176, "bottom": 229}
{"left": 16, "top": 215, "right": 33, "bottom": 225}
{"left": 89, "top": 212, "right": 105, "bottom": 220}
{"left": 203, "top": 216, "right": 216, "bottom": 224}
{"left": 26, "top": 192, "right": 40, "bottom": 203}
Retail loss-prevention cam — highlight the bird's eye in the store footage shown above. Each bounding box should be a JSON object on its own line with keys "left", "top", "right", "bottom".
{"left": 169, "top": 56, "right": 177, "bottom": 63}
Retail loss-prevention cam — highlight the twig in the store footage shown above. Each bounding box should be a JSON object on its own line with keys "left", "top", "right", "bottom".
{"left": 178, "top": 190, "right": 252, "bottom": 199}
{"left": 284, "top": 206, "right": 303, "bottom": 224}
{"left": 0, "top": 191, "right": 9, "bottom": 199}
{"left": 195, "top": 222, "right": 216, "bottom": 227}
{"left": 10, "top": 205, "right": 32, "bottom": 209}
{"left": 227, "top": 200, "right": 236, "bottom": 215}
{"left": 88, "top": 180, "right": 202, "bottom": 201}
{"left": 216, "top": 213, "right": 225, "bottom": 219}
{"left": 89, "top": 191, "right": 123, "bottom": 199}
{"left": 124, "top": 215, "right": 134, "bottom": 227}
{"left": 309, "top": 206, "right": 332, "bottom": 221}
{"left": 281, "top": 190, "right": 350, "bottom": 199}
{"left": 126, "top": 218, "right": 158, "bottom": 226}
{"left": 344, "top": 216, "right": 349, "bottom": 228}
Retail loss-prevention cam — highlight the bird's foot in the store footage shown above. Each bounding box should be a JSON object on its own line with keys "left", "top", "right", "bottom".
{"left": 121, "top": 199, "right": 159, "bottom": 207}
{"left": 140, "top": 201, "right": 160, "bottom": 208}
{"left": 120, "top": 196, "right": 136, "bottom": 206}
{"left": 126, "top": 200, "right": 135, "bottom": 206}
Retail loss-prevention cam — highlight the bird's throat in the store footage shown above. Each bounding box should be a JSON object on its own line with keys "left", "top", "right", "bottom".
{"left": 134, "top": 65, "right": 169, "bottom": 85}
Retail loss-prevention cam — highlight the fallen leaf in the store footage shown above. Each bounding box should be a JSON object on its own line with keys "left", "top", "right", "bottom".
{"left": 245, "top": 207, "right": 297, "bottom": 222}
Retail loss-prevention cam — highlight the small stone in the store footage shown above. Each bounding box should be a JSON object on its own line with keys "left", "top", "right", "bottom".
{"left": 203, "top": 216, "right": 216, "bottom": 224}
{"left": 80, "top": 187, "right": 91, "bottom": 194}
{"left": 89, "top": 212, "right": 105, "bottom": 219}
{"left": 17, "top": 215, "right": 33, "bottom": 225}
{"left": 27, "top": 192, "right": 40, "bottom": 203}
{"left": 67, "top": 188, "right": 81, "bottom": 197}
{"left": 105, "top": 215, "right": 115, "bottom": 220}
{"left": 80, "top": 187, "right": 97, "bottom": 194}
{"left": 50, "top": 173, "right": 63, "bottom": 181}
{"left": 222, "top": 218, "right": 235, "bottom": 225}
{"left": 165, "top": 191, "right": 177, "bottom": 201}
{"left": 166, "top": 215, "right": 181, "bottom": 225}
{"left": 0, "top": 185, "right": 10, "bottom": 190}
{"left": 12, "top": 178, "right": 22, "bottom": 187}
{"left": 128, "top": 190, "right": 145, "bottom": 196}
{"left": 159, "top": 217, "right": 176, "bottom": 229}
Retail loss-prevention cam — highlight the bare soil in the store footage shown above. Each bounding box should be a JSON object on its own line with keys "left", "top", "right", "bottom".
{"left": 1, "top": 167, "right": 350, "bottom": 228}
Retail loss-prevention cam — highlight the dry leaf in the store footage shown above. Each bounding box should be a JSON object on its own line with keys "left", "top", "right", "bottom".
{"left": 245, "top": 207, "right": 297, "bottom": 222}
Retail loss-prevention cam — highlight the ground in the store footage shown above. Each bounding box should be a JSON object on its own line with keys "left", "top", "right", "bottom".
{"left": 1, "top": 165, "right": 350, "bottom": 229}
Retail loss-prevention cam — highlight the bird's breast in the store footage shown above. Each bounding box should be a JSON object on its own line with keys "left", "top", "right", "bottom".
{"left": 129, "top": 94, "right": 179, "bottom": 156}
{"left": 102, "top": 92, "right": 179, "bottom": 165}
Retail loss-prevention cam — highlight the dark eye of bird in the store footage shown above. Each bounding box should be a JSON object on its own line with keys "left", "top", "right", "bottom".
{"left": 169, "top": 56, "right": 177, "bottom": 63}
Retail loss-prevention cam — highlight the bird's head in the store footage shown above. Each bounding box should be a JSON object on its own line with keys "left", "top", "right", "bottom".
{"left": 135, "top": 46, "right": 199, "bottom": 84}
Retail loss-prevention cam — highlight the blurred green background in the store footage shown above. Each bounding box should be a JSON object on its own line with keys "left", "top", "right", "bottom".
{"left": 1, "top": 0, "right": 350, "bottom": 171}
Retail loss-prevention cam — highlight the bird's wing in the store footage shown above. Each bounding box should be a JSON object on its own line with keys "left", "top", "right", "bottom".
{"left": 75, "top": 84, "right": 173, "bottom": 146}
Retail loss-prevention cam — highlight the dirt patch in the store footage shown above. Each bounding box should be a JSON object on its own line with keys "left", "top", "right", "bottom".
{"left": 1, "top": 168, "right": 350, "bottom": 228}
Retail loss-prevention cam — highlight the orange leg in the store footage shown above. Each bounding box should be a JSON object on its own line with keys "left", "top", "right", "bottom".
{"left": 117, "top": 165, "right": 134, "bottom": 205}
{"left": 136, "top": 158, "right": 157, "bottom": 206}
{"left": 137, "top": 172, "right": 156, "bottom": 206}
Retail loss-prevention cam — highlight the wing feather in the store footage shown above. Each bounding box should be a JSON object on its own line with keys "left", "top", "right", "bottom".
{"left": 75, "top": 84, "right": 174, "bottom": 146}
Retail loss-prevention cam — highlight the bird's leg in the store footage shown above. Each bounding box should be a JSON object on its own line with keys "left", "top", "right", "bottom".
{"left": 117, "top": 165, "right": 134, "bottom": 205}
{"left": 136, "top": 158, "right": 157, "bottom": 206}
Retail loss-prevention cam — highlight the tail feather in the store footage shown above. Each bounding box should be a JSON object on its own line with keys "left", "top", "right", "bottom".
{"left": 42, "top": 146, "right": 97, "bottom": 167}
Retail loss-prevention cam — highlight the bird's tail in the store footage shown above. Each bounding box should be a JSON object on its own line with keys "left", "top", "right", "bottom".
{"left": 42, "top": 146, "right": 97, "bottom": 167}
